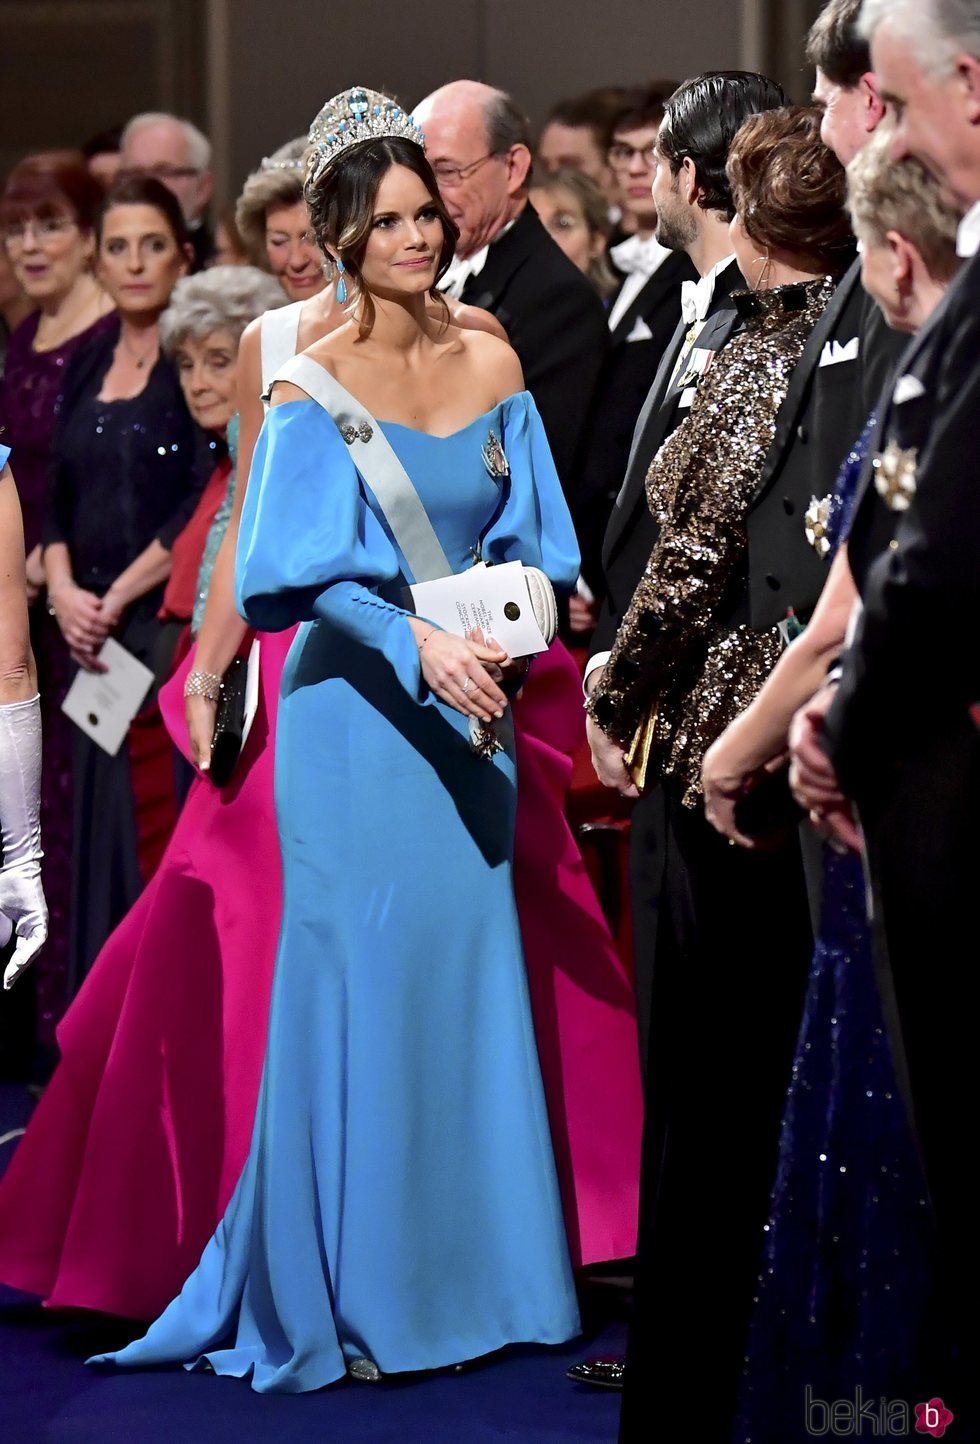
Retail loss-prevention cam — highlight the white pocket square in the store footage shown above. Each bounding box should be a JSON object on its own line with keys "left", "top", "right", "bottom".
{"left": 818, "top": 337, "right": 860, "bottom": 368}
{"left": 893, "top": 373, "right": 926, "bottom": 404}
{"left": 625, "top": 316, "right": 654, "bottom": 342}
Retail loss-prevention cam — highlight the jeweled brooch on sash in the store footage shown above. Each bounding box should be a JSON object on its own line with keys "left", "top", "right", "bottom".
{"left": 341, "top": 420, "right": 373, "bottom": 445}
{"left": 872, "top": 441, "right": 918, "bottom": 512}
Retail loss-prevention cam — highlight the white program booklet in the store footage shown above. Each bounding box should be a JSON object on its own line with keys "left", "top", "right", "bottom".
{"left": 405, "top": 561, "right": 549, "bottom": 656}
{"left": 61, "top": 637, "right": 154, "bottom": 757}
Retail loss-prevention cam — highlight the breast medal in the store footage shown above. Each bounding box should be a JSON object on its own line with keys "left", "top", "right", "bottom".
{"left": 872, "top": 441, "right": 918, "bottom": 512}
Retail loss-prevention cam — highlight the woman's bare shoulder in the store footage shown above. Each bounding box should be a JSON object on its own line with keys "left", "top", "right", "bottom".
{"left": 446, "top": 299, "right": 508, "bottom": 342}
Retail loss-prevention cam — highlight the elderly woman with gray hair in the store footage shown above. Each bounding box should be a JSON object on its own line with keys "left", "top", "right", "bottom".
{"left": 0, "top": 262, "right": 294, "bottom": 1325}
{"left": 157, "top": 264, "right": 285, "bottom": 650}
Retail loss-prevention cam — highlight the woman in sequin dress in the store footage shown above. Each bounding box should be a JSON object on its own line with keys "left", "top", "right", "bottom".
{"left": 699, "top": 128, "right": 963, "bottom": 1442}
{"left": 43, "top": 177, "right": 203, "bottom": 994}
{"left": 0, "top": 155, "right": 114, "bottom": 1064}
{"left": 585, "top": 109, "right": 854, "bottom": 1442}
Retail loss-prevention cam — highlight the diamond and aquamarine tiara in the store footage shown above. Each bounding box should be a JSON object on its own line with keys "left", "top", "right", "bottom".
{"left": 307, "top": 87, "right": 425, "bottom": 186}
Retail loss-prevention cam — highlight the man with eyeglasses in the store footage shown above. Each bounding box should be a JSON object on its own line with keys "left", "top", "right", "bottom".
{"left": 118, "top": 112, "right": 214, "bottom": 271}
{"left": 414, "top": 79, "right": 607, "bottom": 497}
{"left": 574, "top": 85, "right": 696, "bottom": 604}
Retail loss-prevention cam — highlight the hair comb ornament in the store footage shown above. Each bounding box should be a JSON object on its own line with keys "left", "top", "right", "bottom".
{"left": 307, "top": 87, "right": 425, "bottom": 186}
{"left": 260, "top": 154, "right": 305, "bottom": 172}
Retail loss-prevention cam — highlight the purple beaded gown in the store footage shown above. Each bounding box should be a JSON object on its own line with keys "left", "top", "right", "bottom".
{"left": 0, "top": 309, "right": 115, "bottom": 1058}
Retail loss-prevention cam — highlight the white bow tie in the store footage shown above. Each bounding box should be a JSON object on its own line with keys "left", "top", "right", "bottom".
{"left": 439, "top": 247, "right": 490, "bottom": 298}
{"left": 681, "top": 275, "right": 712, "bottom": 327}
{"left": 610, "top": 234, "right": 670, "bottom": 280}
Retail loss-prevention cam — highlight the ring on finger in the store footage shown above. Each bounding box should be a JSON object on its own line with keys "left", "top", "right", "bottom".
{"left": 462, "top": 677, "right": 472, "bottom": 694}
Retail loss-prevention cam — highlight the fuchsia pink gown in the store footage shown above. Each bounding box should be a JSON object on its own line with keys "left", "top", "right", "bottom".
{"left": 0, "top": 626, "right": 641, "bottom": 1320}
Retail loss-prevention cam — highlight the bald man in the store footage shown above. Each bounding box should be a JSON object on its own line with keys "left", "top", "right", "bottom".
{"left": 414, "top": 81, "right": 607, "bottom": 501}
{"left": 120, "top": 112, "right": 214, "bottom": 270}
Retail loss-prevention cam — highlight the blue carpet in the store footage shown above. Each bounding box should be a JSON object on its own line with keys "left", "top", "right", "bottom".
{"left": 0, "top": 1291, "right": 624, "bottom": 1444}
{"left": 0, "top": 1085, "right": 624, "bottom": 1443}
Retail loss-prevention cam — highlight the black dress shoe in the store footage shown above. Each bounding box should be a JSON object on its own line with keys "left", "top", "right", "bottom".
{"left": 566, "top": 1355, "right": 626, "bottom": 1390}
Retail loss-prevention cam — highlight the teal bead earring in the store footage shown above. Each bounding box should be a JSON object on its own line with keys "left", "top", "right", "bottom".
{"left": 336, "top": 258, "right": 347, "bottom": 305}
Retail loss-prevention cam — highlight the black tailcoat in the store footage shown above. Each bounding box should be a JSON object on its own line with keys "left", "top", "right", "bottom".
{"left": 574, "top": 251, "right": 696, "bottom": 592}
{"left": 824, "top": 250, "right": 980, "bottom": 1416}
{"left": 460, "top": 205, "right": 608, "bottom": 493}
{"left": 746, "top": 256, "right": 906, "bottom": 630}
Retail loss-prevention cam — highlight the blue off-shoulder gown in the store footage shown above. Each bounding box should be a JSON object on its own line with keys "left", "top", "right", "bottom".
{"left": 89, "top": 389, "right": 582, "bottom": 1393}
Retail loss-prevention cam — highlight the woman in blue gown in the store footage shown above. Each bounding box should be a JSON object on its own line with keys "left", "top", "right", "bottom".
{"left": 91, "top": 88, "right": 582, "bottom": 1393}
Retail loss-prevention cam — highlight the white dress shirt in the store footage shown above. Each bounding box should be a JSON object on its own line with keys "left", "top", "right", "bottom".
{"left": 439, "top": 218, "right": 518, "bottom": 299}
{"left": 607, "top": 233, "right": 674, "bottom": 334}
{"left": 439, "top": 247, "right": 490, "bottom": 299}
{"left": 667, "top": 253, "right": 737, "bottom": 388}
{"left": 956, "top": 200, "right": 980, "bottom": 258}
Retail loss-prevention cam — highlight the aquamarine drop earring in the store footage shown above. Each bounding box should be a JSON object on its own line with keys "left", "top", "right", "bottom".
{"left": 336, "top": 258, "right": 347, "bottom": 305}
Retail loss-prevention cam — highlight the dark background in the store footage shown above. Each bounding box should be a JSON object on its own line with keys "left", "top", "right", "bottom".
{"left": 0, "top": 0, "right": 825, "bottom": 204}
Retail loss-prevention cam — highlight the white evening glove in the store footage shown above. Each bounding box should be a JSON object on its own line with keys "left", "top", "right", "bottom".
{"left": 0, "top": 694, "right": 47, "bottom": 989}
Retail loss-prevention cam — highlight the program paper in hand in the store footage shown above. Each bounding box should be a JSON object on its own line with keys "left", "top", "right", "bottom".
{"left": 62, "top": 637, "right": 154, "bottom": 756}
{"left": 406, "top": 562, "right": 549, "bottom": 656}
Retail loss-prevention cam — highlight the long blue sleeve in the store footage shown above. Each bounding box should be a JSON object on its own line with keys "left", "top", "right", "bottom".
{"left": 236, "top": 400, "right": 427, "bottom": 701}
{"left": 482, "top": 393, "right": 580, "bottom": 590}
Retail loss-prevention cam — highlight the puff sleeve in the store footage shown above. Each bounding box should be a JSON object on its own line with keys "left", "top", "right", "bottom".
{"left": 481, "top": 393, "right": 580, "bottom": 591}
{"left": 236, "top": 400, "right": 428, "bottom": 702}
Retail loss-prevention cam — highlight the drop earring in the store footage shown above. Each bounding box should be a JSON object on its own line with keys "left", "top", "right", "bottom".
{"left": 336, "top": 258, "right": 347, "bottom": 305}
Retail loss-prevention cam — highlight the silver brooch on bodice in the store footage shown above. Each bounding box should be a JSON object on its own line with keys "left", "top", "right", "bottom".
{"left": 872, "top": 441, "right": 918, "bottom": 512}
{"left": 804, "top": 495, "right": 832, "bottom": 558}
{"left": 340, "top": 420, "right": 373, "bottom": 445}
{"left": 482, "top": 430, "right": 509, "bottom": 479}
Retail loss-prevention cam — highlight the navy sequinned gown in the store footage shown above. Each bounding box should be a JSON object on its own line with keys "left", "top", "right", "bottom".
{"left": 734, "top": 426, "right": 939, "bottom": 1443}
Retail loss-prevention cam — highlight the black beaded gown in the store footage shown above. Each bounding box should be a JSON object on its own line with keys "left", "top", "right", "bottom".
{"left": 733, "top": 427, "right": 944, "bottom": 1443}
{"left": 45, "top": 321, "right": 203, "bottom": 994}
{"left": 0, "top": 310, "right": 115, "bottom": 1061}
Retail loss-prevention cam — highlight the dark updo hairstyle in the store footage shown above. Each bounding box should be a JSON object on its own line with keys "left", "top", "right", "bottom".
{"left": 97, "top": 174, "right": 192, "bottom": 252}
{"left": 305, "top": 136, "right": 458, "bottom": 329}
{"left": 0, "top": 149, "right": 104, "bottom": 235}
{"left": 727, "top": 107, "right": 853, "bottom": 276}
{"left": 657, "top": 71, "right": 789, "bottom": 219}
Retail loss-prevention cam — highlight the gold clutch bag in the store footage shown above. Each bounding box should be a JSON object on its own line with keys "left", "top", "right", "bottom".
{"left": 624, "top": 706, "right": 660, "bottom": 793}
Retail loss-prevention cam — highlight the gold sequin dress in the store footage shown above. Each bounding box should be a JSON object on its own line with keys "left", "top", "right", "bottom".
{"left": 588, "top": 278, "right": 834, "bottom": 805}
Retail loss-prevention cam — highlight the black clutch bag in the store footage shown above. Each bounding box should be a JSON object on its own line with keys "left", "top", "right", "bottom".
{"left": 208, "top": 640, "right": 259, "bottom": 788}
{"left": 733, "top": 765, "right": 804, "bottom": 844}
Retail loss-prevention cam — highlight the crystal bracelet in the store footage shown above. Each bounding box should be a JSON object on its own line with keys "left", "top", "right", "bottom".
{"left": 183, "top": 669, "right": 223, "bottom": 703}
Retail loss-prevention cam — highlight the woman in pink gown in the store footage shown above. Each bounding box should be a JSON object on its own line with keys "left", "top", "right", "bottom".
{"left": 0, "top": 210, "right": 641, "bottom": 1326}
{"left": 0, "top": 266, "right": 292, "bottom": 1320}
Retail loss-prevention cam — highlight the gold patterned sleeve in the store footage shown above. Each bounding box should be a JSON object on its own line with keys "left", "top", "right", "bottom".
{"left": 586, "top": 332, "right": 783, "bottom": 747}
